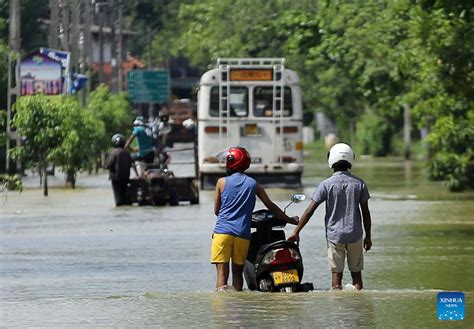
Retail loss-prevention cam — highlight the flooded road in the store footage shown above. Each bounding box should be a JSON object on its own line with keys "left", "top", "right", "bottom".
{"left": 1, "top": 156, "right": 473, "bottom": 327}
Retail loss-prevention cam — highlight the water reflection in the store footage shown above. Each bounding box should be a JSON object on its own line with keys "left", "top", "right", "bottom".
{"left": 1, "top": 157, "right": 474, "bottom": 327}
{"left": 404, "top": 159, "right": 413, "bottom": 182}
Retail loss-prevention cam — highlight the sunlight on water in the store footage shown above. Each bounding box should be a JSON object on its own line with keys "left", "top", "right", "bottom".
{"left": 1, "top": 157, "right": 474, "bottom": 327}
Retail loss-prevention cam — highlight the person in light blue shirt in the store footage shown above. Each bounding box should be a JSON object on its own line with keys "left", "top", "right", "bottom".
{"left": 211, "top": 146, "right": 298, "bottom": 291}
{"left": 288, "top": 143, "right": 372, "bottom": 290}
{"left": 124, "top": 116, "right": 155, "bottom": 175}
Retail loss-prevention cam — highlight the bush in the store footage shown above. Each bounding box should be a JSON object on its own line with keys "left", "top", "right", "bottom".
{"left": 0, "top": 174, "right": 23, "bottom": 192}
{"left": 425, "top": 113, "right": 474, "bottom": 191}
{"left": 355, "top": 110, "right": 392, "bottom": 156}
{"left": 428, "top": 151, "right": 474, "bottom": 192}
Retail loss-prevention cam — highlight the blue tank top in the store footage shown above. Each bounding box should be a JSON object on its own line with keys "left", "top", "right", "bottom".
{"left": 214, "top": 173, "right": 257, "bottom": 239}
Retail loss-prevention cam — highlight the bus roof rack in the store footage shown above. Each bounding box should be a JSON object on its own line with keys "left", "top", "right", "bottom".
{"left": 216, "top": 58, "right": 285, "bottom": 67}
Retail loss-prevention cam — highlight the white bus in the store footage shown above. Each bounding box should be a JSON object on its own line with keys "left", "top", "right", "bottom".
{"left": 197, "top": 58, "right": 304, "bottom": 190}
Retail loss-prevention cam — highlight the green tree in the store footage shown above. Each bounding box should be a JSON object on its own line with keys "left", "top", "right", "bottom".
{"left": 355, "top": 110, "right": 393, "bottom": 157}
{"left": 20, "top": 0, "right": 49, "bottom": 52}
{"left": 403, "top": 2, "right": 474, "bottom": 190}
{"left": 53, "top": 97, "right": 105, "bottom": 188}
{"left": 10, "top": 95, "right": 111, "bottom": 194}
{"left": 274, "top": 1, "right": 474, "bottom": 189}
{"left": 85, "top": 84, "right": 133, "bottom": 154}
{"left": 282, "top": 1, "right": 409, "bottom": 146}
{"left": 123, "top": 0, "right": 185, "bottom": 66}
{"left": 174, "top": 0, "right": 316, "bottom": 70}
{"left": 10, "top": 95, "right": 66, "bottom": 196}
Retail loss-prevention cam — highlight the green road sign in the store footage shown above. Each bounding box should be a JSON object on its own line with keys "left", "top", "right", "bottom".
{"left": 127, "top": 69, "right": 169, "bottom": 103}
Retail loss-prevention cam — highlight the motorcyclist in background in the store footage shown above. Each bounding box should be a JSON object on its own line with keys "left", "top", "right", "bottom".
{"left": 124, "top": 116, "right": 155, "bottom": 176}
{"left": 104, "top": 134, "right": 132, "bottom": 206}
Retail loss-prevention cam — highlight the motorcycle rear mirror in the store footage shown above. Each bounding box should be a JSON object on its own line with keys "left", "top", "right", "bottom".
{"left": 291, "top": 193, "right": 306, "bottom": 203}
{"left": 284, "top": 193, "right": 306, "bottom": 213}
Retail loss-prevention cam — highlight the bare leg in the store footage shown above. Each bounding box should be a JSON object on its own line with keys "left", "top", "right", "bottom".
{"left": 351, "top": 271, "right": 363, "bottom": 290}
{"left": 231, "top": 263, "right": 244, "bottom": 291}
{"left": 215, "top": 263, "right": 229, "bottom": 289}
{"left": 332, "top": 272, "right": 343, "bottom": 290}
{"left": 132, "top": 162, "right": 139, "bottom": 177}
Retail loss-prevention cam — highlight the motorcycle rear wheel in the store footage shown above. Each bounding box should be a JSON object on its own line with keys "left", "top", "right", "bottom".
{"left": 281, "top": 286, "right": 294, "bottom": 293}
{"left": 259, "top": 278, "right": 273, "bottom": 292}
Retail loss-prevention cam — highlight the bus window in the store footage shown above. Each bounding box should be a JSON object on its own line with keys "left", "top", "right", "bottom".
{"left": 210, "top": 86, "right": 249, "bottom": 117}
{"left": 253, "top": 87, "right": 293, "bottom": 117}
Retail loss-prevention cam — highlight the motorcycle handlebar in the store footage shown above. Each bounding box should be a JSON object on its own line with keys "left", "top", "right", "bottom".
{"left": 251, "top": 209, "right": 288, "bottom": 228}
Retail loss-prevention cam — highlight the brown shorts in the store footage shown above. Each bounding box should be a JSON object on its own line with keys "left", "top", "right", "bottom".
{"left": 327, "top": 239, "right": 364, "bottom": 273}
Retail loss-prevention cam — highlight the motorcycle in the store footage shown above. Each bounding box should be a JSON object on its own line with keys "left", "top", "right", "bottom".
{"left": 244, "top": 193, "right": 314, "bottom": 292}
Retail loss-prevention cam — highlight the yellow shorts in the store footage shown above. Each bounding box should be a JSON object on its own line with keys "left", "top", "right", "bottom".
{"left": 210, "top": 233, "right": 250, "bottom": 265}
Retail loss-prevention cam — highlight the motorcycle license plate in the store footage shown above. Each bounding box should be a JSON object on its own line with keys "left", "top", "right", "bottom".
{"left": 271, "top": 269, "right": 300, "bottom": 285}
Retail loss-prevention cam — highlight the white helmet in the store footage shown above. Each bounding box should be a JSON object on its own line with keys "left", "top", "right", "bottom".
{"left": 328, "top": 143, "right": 355, "bottom": 168}
{"left": 133, "top": 116, "right": 144, "bottom": 126}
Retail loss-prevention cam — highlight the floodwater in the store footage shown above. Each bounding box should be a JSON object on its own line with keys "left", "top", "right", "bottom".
{"left": 1, "top": 153, "right": 473, "bottom": 327}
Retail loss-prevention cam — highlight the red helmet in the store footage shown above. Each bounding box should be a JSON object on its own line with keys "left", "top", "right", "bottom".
{"left": 226, "top": 147, "right": 251, "bottom": 172}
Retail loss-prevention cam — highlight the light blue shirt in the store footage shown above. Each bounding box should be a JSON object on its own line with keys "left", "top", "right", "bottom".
{"left": 132, "top": 126, "right": 154, "bottom": 156}
{"left": 311, "top": 171, "right": 370, "bottom": 244}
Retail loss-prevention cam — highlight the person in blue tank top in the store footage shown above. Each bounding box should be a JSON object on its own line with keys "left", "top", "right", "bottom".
{"left": 211, "top": 146, "right": 299, "bottom": 291}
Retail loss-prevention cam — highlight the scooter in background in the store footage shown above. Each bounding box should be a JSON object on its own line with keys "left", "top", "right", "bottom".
{"left": 244, "top": 193, "right": 314, "bottom": 292}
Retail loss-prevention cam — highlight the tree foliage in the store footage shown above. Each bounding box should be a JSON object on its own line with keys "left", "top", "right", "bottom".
{"left": 10, "top": 95, "right": 108, "bottom": 194}
{"left": 2, "top": 0, "right": 473, "bottom": 191}
{"left": 10, "top": 95, "right": 67, "bottom": 195}
{"left": 158, "top": 0, "right": 473, "bottom": 190}
{"left": 174, "top": 0, "right": 315, "bottom": 69}
{"left": 123, "top": 0, "right": 186, "bottom": 65}
{"left": 53, "top": 97, "right": 105, "bottom": 187}
{"left": 85, "top": 84, "right": 133, "bottom": 153}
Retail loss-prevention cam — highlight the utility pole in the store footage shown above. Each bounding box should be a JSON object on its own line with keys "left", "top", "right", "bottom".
{"left": 70, "top": 0, "right": 81, "bottom": 72}
{"left": 147, "top": 27, "right": 152, "bottom": 68}
{"left": 147, "top": 27, "right": 153, "bottom": 118}
{"left": 117, "top": 0, "right": 123, "bottom": 91}
{"left": 59, "top": 0, "right": 71, "bottom": 95}
{"left": 49, "top": 0, "right": 60, "bottom": 49}
{"left": 82, "top": 0, "right": 92, "bottom": 104}
{"left": 6, "top": 0, "right": 21, "bottom": 173}
{"left": 60, "top": 0, "right": 70, "bottom": 51}
{"left": 96, "top": 1, "right": 106, "bottom": 84}
{"left": 110, "top": 0, "right": 118, "bottom": 92}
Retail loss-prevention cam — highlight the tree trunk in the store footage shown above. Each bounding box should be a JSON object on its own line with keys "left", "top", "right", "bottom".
{"left": 403, "top": 104, "right": 411, "bottom": 160}
{"left": 65, "top": 171, "right": 76, "bottom": 188}
{"left": 42, "top": 163, "right": 48, "bottom": 196}
{"left": 38, "top": 164, "right": 43, "bottom": 186}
